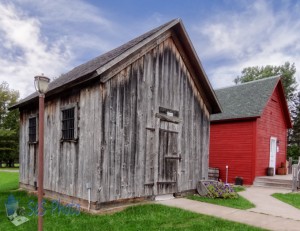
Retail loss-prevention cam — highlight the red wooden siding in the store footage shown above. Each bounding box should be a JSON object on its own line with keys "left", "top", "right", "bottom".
{"left": 209, "top": 120, "right": 256, "bottom": 185}
{"left": 210, "top": 84, "right": 289, "bottom": 185}
{"left": 256, "top": 87, "right": 287, "bottom": 176}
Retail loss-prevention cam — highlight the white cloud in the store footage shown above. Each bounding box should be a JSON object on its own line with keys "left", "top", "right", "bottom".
{"left": 2, "top": 0, "right": 300, "bottom": 99}
{"left": 0, "top": 0, "right": 119, "bottom": 99}
{"left": 0, "top": 2, "right": 72, "bottom": 98}
{"left": 191, "top": 0, "right": 300, "bottom": 89}
{"left": 15, "top": 0, "right": 122, "bottom": 55}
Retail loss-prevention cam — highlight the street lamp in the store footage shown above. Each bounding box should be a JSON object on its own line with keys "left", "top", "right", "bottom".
{"left": 34, "top": 75, "right": 50, "bottom": 231}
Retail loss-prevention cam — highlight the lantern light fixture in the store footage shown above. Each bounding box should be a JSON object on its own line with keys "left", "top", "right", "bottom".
{"left": 34, "top": 75, "right": 50, "bottom": 95}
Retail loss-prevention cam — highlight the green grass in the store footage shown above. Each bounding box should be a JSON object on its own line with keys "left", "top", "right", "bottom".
{"left": 272, "top": 193, "right": 300, "bottom": 209}
{"left": 0, "top": 172, "right": 263, "bottom": 231}
{"left": 187, "top": 185, "right": 254, "bottom": 210}
{"left": 0, "top": 193, "right": 264, "bottom": 231}
{"left": 0, "top": 171, "right": 19, "bottom": 192}
{"left": 233, "top": 185, "right": 246, "bottom": 192}
{"left": 187, "top": 194, "right": 255, "bottom": 210}
{"left": 0, "top": 168, "right": 19, "bottom": 171}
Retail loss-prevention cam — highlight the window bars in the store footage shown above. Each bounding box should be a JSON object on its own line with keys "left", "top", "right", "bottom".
{"left": 29, "top": 117, "right": 37, "bottom": 142}
{"left": 62, "top": 108, "right": 75, "bottom": 140}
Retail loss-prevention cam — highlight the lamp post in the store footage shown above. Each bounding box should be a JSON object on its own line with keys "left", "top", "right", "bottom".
{"left": 34, "top": 75, "right": 50, "bottom": 231}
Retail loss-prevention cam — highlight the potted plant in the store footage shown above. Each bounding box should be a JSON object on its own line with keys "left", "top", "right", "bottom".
{"left": 277, "top": 162, "right": 286, "bottom": 175}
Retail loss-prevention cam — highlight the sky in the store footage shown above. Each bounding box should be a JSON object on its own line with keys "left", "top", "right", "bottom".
{"left": 1, "top": 0, "right": 300, "bottom": 99}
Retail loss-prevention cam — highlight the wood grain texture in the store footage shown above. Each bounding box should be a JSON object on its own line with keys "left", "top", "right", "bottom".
{"left": 18, "top": 36, "right": 210, "bottom": 206}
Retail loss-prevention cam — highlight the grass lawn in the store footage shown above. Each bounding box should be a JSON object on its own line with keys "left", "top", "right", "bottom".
{"left": 0, "top": 171, "right": 19, "bottom": 192}
{"left": 187, "top": 194, "right": 255, "bottom": 210}
{"left": 0, "top": 168, "right": 19, "bottom": 171}
{"left": 272, "top": 193, "right": 300, "bottom": 210}
{"left": 0, "top": 172, "right": 263, "bottom": 231}
{"left": 187, "top": 186, "right": 254, "bottom": 210}
{"left": 233, "top": 185, "right": 246, "bottom": 192}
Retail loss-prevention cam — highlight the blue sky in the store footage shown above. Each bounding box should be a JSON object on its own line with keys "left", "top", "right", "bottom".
{"left": 1, "top": 0, "right": 300, "bottom": 98}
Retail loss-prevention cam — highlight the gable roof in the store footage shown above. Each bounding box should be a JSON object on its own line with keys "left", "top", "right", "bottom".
{"left": 211, "top": 76, "right": 292, "bottom": 128}
{"left": 11, "top": 19, "right": 221, "bottom": 114}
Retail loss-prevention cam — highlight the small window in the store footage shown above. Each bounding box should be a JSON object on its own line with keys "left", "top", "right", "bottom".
{"left": 62, "top": 107, "right": 75, "bottom": 140}
{"left": 29, "top": 117, "right": 37, "bottom": 142}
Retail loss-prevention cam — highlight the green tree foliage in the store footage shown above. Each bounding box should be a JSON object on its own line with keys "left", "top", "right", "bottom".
{"left": 0, "top": 82, "right": 19, "bottom": 167}
{"left": 287, "top": 144, "right": 300, "bottom": 161}
{"left": 234, "top": 62, "right": 297, "bottom": 104}
{"left": 288, "top": 92, "right": 300, "bottom": 160}
{"left": 0, "top": 129, "right": 18, "bottom": 167}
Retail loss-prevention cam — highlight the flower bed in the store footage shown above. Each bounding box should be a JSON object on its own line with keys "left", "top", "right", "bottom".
{"left": 197, "top": 180, "right": 238, "bottom": 199}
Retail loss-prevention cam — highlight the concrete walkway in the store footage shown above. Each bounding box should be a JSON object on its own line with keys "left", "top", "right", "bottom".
{"left": 0, "top": 169, "right": 19, "bottom": 172}
{"left": 158, "top": 186, "right": 300, "bottom": 231}
{"left": 239, "top": 187, "right": 300, "bottom": 221}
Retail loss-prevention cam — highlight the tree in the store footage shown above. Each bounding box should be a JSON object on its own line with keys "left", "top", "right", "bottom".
{"left": 287, "top": 144, "right": 300, "bottom": 161}
{"left": 234, "top": 62, "right": 297, "bottom": 104}
{"left": 0, "top": 129, "right": 18, "bottom": 167}
{"left": 288, "top": 92, "right": 300, "bottom": 160}
{"left": 0, "top": 82, "right": 20, "bottom": 167}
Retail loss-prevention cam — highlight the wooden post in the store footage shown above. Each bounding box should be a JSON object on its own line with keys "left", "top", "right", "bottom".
{"left": 152, "top": 118, "right": 160, "bottom": 196}
{"left": 298, "top": 158, "right": 300, "bottom": 189}
{"left": 288, "top": 157, "right": 293, "bottom": 174}
{"left": 292, "top": 164, "right": 298, "bottom": 192}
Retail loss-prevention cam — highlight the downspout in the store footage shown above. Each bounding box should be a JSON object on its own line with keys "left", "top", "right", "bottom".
{"left": 86, "top": 183, "right": 91, "bottom": 211}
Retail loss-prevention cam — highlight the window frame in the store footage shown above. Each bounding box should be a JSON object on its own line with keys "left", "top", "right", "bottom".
{"left": 60, "top": 104, "right": 78, "bottom": 142}
{"left": 28, "top": 116, "right": 38, "bottom": 144}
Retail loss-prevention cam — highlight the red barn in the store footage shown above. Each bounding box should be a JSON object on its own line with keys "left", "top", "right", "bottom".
{"left": 209, "top": 76, "right": 292, "bottom": 185}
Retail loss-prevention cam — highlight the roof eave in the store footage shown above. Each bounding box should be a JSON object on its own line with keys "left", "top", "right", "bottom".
{"left": 9, "top": 71, "right": 99, "bottom": 110}
{"left": 96, "top": 18, "right": 221, "bottom": 114}
{"left": 211, "top": 116, "right": 259, "bottom": 123}
{"left": 174, "top": 21, "right": 221, "bottom": 114}
{"left": 277, "top": 79, "right": 292, "bottom": 128}
{"left": 96, "top": 19, "right": 181, "bottom": 79}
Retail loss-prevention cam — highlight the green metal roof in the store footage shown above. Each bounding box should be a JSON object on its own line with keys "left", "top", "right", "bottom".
{"left": 211, "top": 76, "right": 281, "bottom": 122}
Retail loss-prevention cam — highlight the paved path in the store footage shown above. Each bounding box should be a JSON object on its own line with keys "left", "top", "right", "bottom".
{"left": 239, "top": 187, "right": 300, "bottom": 221}
{"left": 0, "top": 169, "right": 19, "bottom": 172}
{"left": 158, "top": 186, "right": 300, "bottom": 231}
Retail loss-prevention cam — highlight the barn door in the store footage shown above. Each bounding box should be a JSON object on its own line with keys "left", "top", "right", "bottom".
{"left": 157, "top": 121, "right": 180, "bottom": 195}
{"left": 269, "top": 137, "right": 277, "bottom": 175}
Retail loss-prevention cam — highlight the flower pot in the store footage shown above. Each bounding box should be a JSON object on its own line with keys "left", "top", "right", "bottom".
{"left": 266, "top": 167, "right": 274, "bottom": 176}
{"left": 277, "top": 167, "right": 286, "bottom": 175}
{"left": 235, "top": 176, "right": 243, "bottom": 186}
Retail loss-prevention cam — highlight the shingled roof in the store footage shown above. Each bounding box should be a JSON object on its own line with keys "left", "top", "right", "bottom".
{"left": 211, "top": 76, "right": 291, "bottom": 126}
{"left": 11, "top": 19, "right": 221, "bottom": 113}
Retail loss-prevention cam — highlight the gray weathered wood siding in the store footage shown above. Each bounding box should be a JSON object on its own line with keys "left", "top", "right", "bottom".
{"left": 19, "top": 36, "right": 210, "bottom": 205}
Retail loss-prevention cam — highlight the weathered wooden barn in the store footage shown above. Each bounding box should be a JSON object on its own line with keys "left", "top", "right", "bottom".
{"left": 12, "top": 19, "right": 221, "bottom": 209}
{"left": 209, "top": 77, "right": 292, "bottom": 185}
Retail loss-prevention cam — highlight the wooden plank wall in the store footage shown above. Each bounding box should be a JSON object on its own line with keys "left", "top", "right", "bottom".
{"left": 19, "top": 36, "right": 210, "bottom": 205}
{"left": 98, "top": 37, "right": 210, "bottom": 202}
{"left": 19, "top": 108, "right": 38, "bottom": 186}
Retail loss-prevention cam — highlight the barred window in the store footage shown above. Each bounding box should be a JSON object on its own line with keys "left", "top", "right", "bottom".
{"left": 29, "top": 117, "right": 37, "bottom": 142}
{"left": 62, "top": 107, "right": 75, "bottom": 140}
